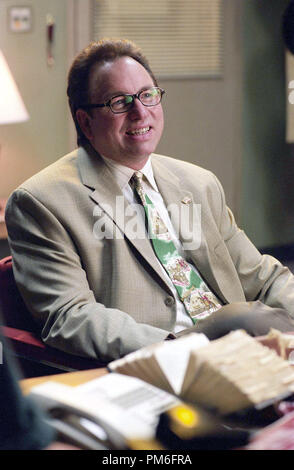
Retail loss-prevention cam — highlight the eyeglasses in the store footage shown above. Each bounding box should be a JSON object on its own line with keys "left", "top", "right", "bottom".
{"left": 78, "top": 87, "right": 165, "bottom": 114}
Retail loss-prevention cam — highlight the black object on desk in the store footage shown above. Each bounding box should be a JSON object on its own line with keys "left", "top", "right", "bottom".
{"left": 156, "top": 403, "right": 250, "bottom": 450}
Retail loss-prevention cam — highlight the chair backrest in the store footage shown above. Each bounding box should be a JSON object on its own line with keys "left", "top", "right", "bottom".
{"left": 0, "top": 256, "right": 37, "bottom": 332}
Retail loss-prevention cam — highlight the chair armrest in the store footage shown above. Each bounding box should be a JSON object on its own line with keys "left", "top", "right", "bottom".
{"left": 1, "top": 326, "right": 106, "bottom": 372}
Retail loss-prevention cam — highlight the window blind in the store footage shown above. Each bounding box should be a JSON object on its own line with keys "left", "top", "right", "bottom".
{"left": 92, "top": 0, "right": 224, "bottom": 78}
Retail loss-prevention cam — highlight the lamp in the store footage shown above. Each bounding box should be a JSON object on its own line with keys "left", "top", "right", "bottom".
{"left": 0, "top": 49, "right": 29, "bottom": 124}
{"left": 0, "top": 49, "right": 29, "bottom": 238}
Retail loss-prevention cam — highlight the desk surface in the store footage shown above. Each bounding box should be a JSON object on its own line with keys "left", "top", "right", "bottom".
{"left": 21, "top": 368, "right": 108, "bottom": 395}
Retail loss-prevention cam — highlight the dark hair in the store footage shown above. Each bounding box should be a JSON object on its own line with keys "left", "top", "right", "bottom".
{"left": 67, "top": 38, "right": 158, "bottom": 147}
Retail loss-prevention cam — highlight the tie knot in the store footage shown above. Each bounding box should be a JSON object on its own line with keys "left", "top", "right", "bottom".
{"left": 133, "top": 171, "right": 143, "bottom": 182}
{"left": 131, "top": 171, "right": 146, "bottom": 202}
{"left": 131, "top": 171, "right": 144, "bottom": 190}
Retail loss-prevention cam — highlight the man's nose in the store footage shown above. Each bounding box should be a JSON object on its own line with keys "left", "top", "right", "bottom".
{"left": 128, "top": 98, "right": 148, "bottom": 120}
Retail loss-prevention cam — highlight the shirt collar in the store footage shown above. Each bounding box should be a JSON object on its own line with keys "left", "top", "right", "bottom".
{"left": 101, "top": 155, "right": 159, "bottom": 192}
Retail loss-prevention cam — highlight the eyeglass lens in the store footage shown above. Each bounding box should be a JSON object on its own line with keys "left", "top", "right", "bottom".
{"left": 110, "top": 87, "right": 162, "bottom": 113}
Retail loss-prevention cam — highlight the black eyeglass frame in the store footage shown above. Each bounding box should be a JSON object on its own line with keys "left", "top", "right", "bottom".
{"left": 78, "top": 87, "right": 165, "bottom": 114}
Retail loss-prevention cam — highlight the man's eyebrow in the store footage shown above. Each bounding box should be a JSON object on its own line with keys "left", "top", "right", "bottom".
{"left": 105, "top": 90, "right": 127, "bottom": 100}
{"left": 103, "top": 85, "right": 154, "bottom": 101}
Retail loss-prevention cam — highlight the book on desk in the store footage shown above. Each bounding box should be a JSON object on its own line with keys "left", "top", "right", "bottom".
{"left": 29, "top": 329, "right": 294, "bottom": 450}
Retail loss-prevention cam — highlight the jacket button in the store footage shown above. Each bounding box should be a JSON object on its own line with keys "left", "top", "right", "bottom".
{"left": 165, "top": 296, "right": 175, "bottom": 307}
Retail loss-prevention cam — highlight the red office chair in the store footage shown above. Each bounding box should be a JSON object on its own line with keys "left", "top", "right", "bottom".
{"left": 0, "top": 256, "right": 105, "bottom": 377}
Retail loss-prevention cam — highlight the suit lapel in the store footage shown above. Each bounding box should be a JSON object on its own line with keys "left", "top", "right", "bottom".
{"left": 77, "top": 147, "right": 174, "bottom": 293}
{"left": 152, "top": 157, "right": 233, "bottom": 304}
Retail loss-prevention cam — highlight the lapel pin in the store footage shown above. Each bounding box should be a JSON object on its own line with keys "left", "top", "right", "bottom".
{"left": 181, "top": 196, "right": 192, "bottom": 205}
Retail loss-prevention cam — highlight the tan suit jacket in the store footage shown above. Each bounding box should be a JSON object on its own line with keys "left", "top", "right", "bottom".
{"left": 5, "top": 146, "right": 294, "bottom": 361}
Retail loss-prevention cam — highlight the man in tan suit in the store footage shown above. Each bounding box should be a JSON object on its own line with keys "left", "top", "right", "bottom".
{"left": 5, "top": 39, "right": 294, "bottom": 362}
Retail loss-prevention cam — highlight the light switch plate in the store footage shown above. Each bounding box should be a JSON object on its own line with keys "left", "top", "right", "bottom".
{"left": 9, "top": 6, "right": 33, "bottom": 33}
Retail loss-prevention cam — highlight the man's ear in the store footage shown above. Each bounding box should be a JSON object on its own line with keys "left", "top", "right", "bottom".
{"left": 76, "top": 109, "right": 93, "bottom": 141}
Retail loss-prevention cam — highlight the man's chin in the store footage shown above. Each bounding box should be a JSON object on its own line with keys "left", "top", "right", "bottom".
{"left": 120, "top": 154, "right": 150, "bottom": 170}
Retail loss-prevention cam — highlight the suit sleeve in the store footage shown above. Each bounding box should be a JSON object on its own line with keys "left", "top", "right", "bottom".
{"left": 5, "top": 189, "right": 169, "bottom": 362}
{"left": 212, "top": 173, "right": 294, "bottom": 315}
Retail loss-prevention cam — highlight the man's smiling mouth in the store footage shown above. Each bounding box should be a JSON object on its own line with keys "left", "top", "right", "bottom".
{"left": 126, "top": 126, "right": 150, "bottom": 136}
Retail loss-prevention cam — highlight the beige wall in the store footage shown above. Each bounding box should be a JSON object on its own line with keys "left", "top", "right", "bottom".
{"left": 0, "top": 0, "right": 243, "bottom": 220}
{"left": 0, "top": 1, "right": 293, "bottom": 254}
{"left": 0, "top": 0, "right": 69, "bottom": 198}
{"left": 157, "top": 0, "right": 243, "bottom": 218}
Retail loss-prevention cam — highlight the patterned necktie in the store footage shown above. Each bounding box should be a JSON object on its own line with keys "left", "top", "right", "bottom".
{"left": 132, "top": 171, "right": 222, "bottom": 323}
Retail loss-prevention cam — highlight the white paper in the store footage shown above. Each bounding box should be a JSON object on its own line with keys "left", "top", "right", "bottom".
{"left": 30, "top": 373, "right": 180, "bottom": 442}
{"left": 76, "top": 373, "right": 180, "bottom": 430}
{"left": 153, "top": 333, "right": 209, "bottom": 394}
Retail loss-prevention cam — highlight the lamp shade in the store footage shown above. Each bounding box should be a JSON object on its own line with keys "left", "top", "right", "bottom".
{"left": 0, "top": 49, "right": 29, "bottom": 125}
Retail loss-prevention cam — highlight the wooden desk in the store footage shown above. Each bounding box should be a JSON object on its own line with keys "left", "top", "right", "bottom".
{"left": 21, "top": 368, "right": 108, "bottom": 395}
